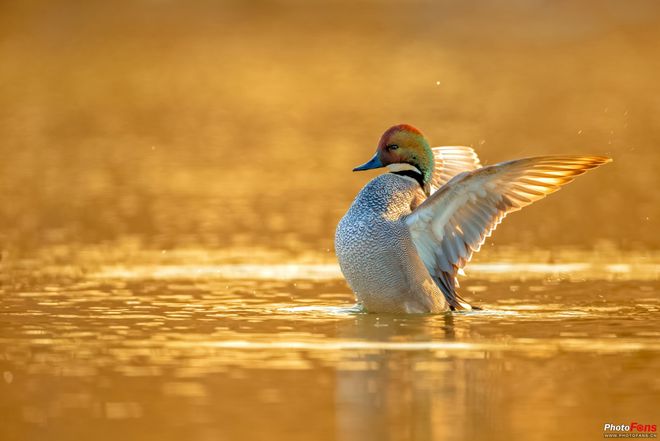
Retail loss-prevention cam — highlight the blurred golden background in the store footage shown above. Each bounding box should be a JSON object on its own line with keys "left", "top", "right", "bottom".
{"left": 1, "top": 3, "right": 659, "bottom": 441}
{"left": 1, "top": 0, "right": 659, "bottom": 259}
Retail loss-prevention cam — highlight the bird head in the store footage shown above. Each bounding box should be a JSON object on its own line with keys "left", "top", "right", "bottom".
{"left": 353, "top": 124, "right": 434, "bottom": 188}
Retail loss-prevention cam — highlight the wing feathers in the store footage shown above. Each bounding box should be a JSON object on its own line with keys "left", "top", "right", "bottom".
{"left": 430, "top": 146, "right": 482, "bottom": 192}
{"left": 406, "top": 154, "right": 611, "bottom": 310}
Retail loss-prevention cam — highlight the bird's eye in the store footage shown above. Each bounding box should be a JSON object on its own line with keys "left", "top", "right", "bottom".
{"left": 387, "top": 144, "right": 399, "bottom": 151}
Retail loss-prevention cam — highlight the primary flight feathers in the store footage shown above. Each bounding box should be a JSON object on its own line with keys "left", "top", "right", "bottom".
{"left": 406, "top": 155, "right": 611, "bottom": 309}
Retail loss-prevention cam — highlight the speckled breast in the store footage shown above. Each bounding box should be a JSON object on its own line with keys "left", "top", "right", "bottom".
{"left": 334, "top": 174, "right": 423, "bottom": 306}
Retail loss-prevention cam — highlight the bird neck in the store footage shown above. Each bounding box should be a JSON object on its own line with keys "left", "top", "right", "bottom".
{"left": 387, "top": 163, "right": 427, "bottom": 193}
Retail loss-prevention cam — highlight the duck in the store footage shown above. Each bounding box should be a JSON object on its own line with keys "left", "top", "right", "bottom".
{"left": 334, "top": 124, "right": 611, "bottom": 313}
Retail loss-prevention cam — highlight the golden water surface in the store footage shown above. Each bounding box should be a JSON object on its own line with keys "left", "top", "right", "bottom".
{"left": 1, "top": 1, "right": 659, "bottom": 440}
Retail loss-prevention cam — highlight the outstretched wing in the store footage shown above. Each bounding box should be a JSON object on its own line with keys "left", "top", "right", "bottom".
{"left": 406, "top": 155, "right": 612, "bottom": 310}
{"left": 430, "top": 146, "right": 482, "bottom": 193}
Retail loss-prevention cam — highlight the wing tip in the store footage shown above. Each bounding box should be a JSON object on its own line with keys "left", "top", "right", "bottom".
{"left": 583, "top": 155, "right": 612, "bottom": 164}
{"left": 581, "top": 155, "right": 613, "bottom": 170}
